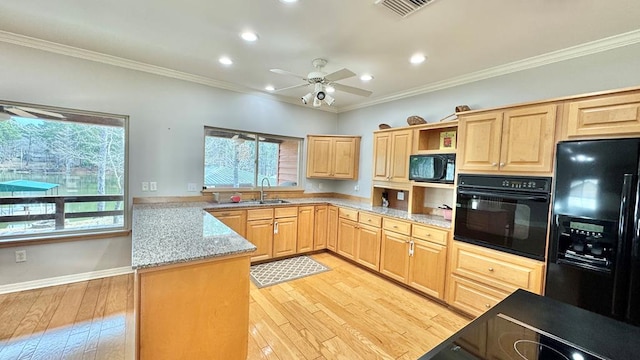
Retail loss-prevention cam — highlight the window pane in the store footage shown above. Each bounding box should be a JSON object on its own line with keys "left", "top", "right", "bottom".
{"left": 204, "top": 128, "right": 301, "bottom": 189}
{"left": 204, "top": 132, "right": 256, "bottom": 188}
{"left": 0, "top": 103, "right": 126, "bottom": 239}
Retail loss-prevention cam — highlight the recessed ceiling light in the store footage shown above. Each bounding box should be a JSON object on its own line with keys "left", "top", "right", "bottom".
{"left": 265, "top": 85, "right": 275, "bottom": 91}
{"left": 219, "top": 56, "right": 233, "bottom": 65}
{"left": 279, "top": 0, "right": 298, "bottom": 3}
{"left": 410, "top": 54, "right": 426, "bottom": 64}
{"left": 240, "top": 31, "right": 258, "bottom": 42}
{"left": 325, "top": 86, "right": 335, "bottom": 93}
{"left": 360, "top": 74, "right": 373, "bottom": 81}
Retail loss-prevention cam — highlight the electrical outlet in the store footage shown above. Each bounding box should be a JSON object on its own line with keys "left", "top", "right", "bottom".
{"left": 142, "top": 182, "right": 149, "bottom": 192}
{"left": 15, "top": 250, "right": 26, "bottom": 263}
{"left": 397, "top": 191, "right": 405, "bottom": 201}
{"left": 150, "top": 182, "right": 157, "bottom": 191}
{"left": 318, "top": 182, "right": 323, "bottom": 190}
{"left": 187, "top": 183, "right": 198, "bottom": 192}
{"left": 354, "top": 184, "right": 360, "bottom": 191}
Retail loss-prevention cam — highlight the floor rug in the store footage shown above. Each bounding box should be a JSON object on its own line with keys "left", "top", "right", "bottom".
{"left": 250, "top": 255, "right": 330, "bottom": 288}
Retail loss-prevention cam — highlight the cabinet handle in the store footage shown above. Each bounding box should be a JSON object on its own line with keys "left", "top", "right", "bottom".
{"left": 491, "top": 163, "right": 498, "bottom": 167}
{"left": 485, "top": 304, "right": 491, "bottom": 308}
{"left": 409, "top": 240, "right": 415, "bottom": 257}
{"left": 499, "top": 162, "right": 505, "bottom": 167}
{"left": 274, "top": 221, "right": 279, "bottom": 234}
{"left": 367, "top": 219, "right": 371, "bottom": 222}
{"left": 393, "top": 225, "right": 398, "bottom": 229}
{"left": 220, "top": 212, "right": 230, "bottom": 216}
{"left": 488, "top": 267, "right": 494, "bottom": 272}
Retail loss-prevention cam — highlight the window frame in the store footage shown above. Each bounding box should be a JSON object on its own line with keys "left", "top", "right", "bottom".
{"left": 203, "top": 127, "right": 304, "bottom": 191}
{"left": 0, "top": 100, "right": 129, "bottom": 243}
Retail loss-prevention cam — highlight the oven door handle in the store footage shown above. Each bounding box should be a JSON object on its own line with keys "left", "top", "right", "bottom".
{"left": 457, "top": 189, "right": 549, "bottom": 201}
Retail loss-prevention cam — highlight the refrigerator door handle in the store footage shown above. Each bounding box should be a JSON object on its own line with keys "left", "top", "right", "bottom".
{"left": 612, "top": 174, "right": 637, "bottom": 317}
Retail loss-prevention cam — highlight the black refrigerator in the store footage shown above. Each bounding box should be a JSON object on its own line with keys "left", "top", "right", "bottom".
{"left": 547, "top": 138, "right": 640, "bottom": 325}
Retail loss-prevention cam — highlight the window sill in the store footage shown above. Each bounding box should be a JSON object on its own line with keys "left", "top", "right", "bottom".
{"left": 0, "top": 229, "right": 132, "bottom": 248}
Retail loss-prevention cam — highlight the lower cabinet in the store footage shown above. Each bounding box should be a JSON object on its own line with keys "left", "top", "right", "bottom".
{"left": 246, "top": 209, "right": 274, "bottom": 262}
{"left": 408, "top": 238, "right": 447, "bottom": 299}
{"left": 297, "top": 206, "right": 315, "bottom": 253}
{"left": 380, "top": 230, "right": 410, "bottom": 282}
{"left": 446, "top": 241, "right": 545, "bottom": 317}
{"left": 273, "top": 215, "right": 298, "bottom": 257}
{"left": 208, "top": 210, "right": 246, "bottom": 237}
{"left": 327, "top": 206, "right": 339, "bottom": 251}
{"left": 314, "top": 205, "right": 328, "bottom": 250}
{"left": 337, "top": 218, "right": 358, "bottom": 260}
{"left": 355, "top": 222, "right": 382, "bottom": 271}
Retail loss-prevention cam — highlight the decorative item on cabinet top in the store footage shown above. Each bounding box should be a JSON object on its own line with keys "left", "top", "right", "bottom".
{"left": 407, "top": 115, "right": 427, "bottom": 126}
{"left": 437, "top": 105, "right": 472, "bottom": 123}
{"left": 378, "top": 123, "right": 391, "bottom": 130}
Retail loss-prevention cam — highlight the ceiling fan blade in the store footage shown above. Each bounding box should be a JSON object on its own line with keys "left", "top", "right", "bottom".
{"left": 5, "top": 107, "right": 37, "bottom": 118}
{"left": 330, "top": 83, "right": 373, "bottom": 97}
{"left": 270, "top": 69, "right": 307, "bottom": 81}
{"left": 324, "top": 68, "right": 355, "bottom": 82}
{"left": 16, "top": 106, "right": 65, "bottom": 119}
{"left": 273, "top": 83, "right": 310, "bottom": 93}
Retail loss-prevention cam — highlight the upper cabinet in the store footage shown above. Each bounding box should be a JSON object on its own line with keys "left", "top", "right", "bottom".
{"left": 373, "top": 129, "right": 413, "bottom": 182}
{"left": 306, "top": 135, "right": 360, "bottom": 180}
{"left": 457, "top": 104, "right": 557, "bottom": 174}
{"left": 565, "top": 92, "right": 640, "bottom": 139}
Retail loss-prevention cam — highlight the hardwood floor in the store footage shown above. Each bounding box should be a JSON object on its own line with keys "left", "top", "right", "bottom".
{"left": 0, "top": 253, "right": 470, "bottom": 359}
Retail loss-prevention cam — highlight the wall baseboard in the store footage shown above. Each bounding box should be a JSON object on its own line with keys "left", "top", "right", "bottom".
{"left": 0, "top": 266, "right": 133, "bottom": 294}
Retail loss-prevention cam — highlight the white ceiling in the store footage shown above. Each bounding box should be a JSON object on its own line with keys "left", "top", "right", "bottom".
{"left": 1, "top": 0, "right": 639, "bottom": 112}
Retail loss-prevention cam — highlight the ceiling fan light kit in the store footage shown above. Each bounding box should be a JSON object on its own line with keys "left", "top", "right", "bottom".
{"left": 271, "top": 58, "right": 372, "bottom": 108}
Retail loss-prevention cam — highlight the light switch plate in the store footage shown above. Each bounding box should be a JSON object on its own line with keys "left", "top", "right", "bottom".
{"left": 142, "top": 182, "right": 149, "bottom": 192}
{"left": 397, "top": 192, "right": 405, "bottom": 201}
{"left": 187, "top": 183, "right": 198, "bottom": 192}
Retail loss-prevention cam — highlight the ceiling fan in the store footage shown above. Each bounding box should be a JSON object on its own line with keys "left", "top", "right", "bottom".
{"left": 0, "top": 104, "right": 65, "bottom": 121}
{"left": 270, "top": 58, "right": 373, "bottom": 107}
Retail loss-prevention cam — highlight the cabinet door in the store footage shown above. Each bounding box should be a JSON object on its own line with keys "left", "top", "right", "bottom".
{"left": 246, "top": 219, "right": 273, "bottom": 262}
{"left": 355, "top": 223, "right": 382, "bottom": 271}
{"left": 306, "top": 136, "right": 333, "bottom": 178}
{"left": 273, "top": 216, "right": 298, "bottom": 258}
{"left": 408, "top": 239, "right": 447, "bottom": 299}
{"left": 209, "top": 210, "right": 246, "bottom": 237}
{"left": 458, "top": 112, "right": 503, "bottom": 172}
{"left": 373, "top": 132, "right": 391, "bottom": 181}
{"left": 337, "top": 218, "right": 358, "bottom": 260}
{"left": 380, "top": 230, "right": 410, "bottom": 283}
{"left": 388, "top": 129, "right": 413, "bottom": 182}
{"left": 566, "top": 92, "right": 640, "bottom": 138}
{"left": 500, "top": 104, "right": 556, "bottom": 173}
{"left": 333, "top": 138, "right": 359, "bottom": 179}
{"left": 314, "top": 205, "right": 328, "bottom": 250}
{"left": 327, "top": 206, "right": 339, "bottom": 251}
{"left": 297, "top": 206, "right": 315, "bottom": 253}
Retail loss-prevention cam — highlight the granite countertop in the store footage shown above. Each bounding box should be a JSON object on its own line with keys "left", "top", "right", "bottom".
{"left": 419, "top": 289, "right": 640, "bottom": 360}
{"left": 205, "top": 197, "right": 452, "bottom": 229}
{"left": 132, "top": 202, "right": 256, "bottom": 269}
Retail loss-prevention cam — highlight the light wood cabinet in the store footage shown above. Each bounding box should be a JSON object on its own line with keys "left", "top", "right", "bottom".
{"left": 297, "top": 206, "right": 315, "bottom": 253}
{"left": 306, "top": 135, "right": 360, "bottom": 180}
{"left": 565, "top": 92, "right": 640, "bottom": 138}
{"left": 380, "top": 230, "right": 410, "bottom": 283}
{"left": 447, "top": 241, "right": 545, "bottom": 316}
{"left": 273, "top": 208, "right": 298, "bottom": 258}
{"left": 327, "top": 205, "right": 339, "bottom": 251}
{"left": 209, "top": 210, "right": 246, "bottom": 237}
{"left": 458, "top": 104, "right": 557, "bottom": 174}
{"left": 314, "top": 205, "right": 328, "bottom": 250}
{"left": 355, "top": 223, "right": 382, "bottom": 271}
{"left": 246, "top": 208, "right": 274, "bottom": 262}
{"left": 337, "top": 218, "right": 358, "bottom": 260}
{"left": 408, "top": 238, "right": 447, "bottom": 299}
{"left": 137, "top": 255, "right": 250, "bottom": 360}
{"left": 373, "top": 129, "right": 413, "bottom": 182}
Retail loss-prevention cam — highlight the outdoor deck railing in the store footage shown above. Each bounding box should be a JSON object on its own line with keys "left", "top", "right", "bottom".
{"left": 0, "top": 195, "right": 124, "bottom": 230}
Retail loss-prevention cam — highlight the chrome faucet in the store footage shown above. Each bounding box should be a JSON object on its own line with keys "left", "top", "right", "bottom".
{"left": 260, "top": 177, "right": 271, "bottom": 203}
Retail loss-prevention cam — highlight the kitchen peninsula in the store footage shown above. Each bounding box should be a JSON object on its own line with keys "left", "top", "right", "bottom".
{"left": 131, "top": 203, "right": 256, "bottom": 360}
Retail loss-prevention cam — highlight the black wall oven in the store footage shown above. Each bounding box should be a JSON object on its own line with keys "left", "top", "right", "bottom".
{"left": 454, "top": 174, "right": 552, "bottom": 261}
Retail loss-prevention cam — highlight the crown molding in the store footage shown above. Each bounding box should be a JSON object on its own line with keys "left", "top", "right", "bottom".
{"left": 337, "top": 29, "right": 640, "bottom": 113}
{"left": 0, "top": 30, "right": 338, "bottom": 114}
{"left": 2, "top": 29, "right": 637, "bottom": 115}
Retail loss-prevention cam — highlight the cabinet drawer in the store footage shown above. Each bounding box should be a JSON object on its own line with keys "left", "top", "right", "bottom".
{"left": 411, "top": 224, "right": 447, "bottom": 245}
{"left": 383, "top": 218, "right": 411, "bottom": 236}
{"left": 358, "top": 212, "right": 382, "bottom": 227}
{"left": 450, "top": 242, "right": 545, "bottom": 294}
{"left": 339, "top": 207, "right": 358, "bottom": 221}
{"left": 447, "top": 274, "right": 510, "bottom": 317}
{"left": 209, "top": 209, "right": 244, "bottom": 218}
{"left": 274, "top": 207, "right": 297, "bottom": 218}
{"left": 247, "top": 208, "right": 274, "bottom": 221}
{"left": 566, "top": 92, "right": 640, "bottom": 138}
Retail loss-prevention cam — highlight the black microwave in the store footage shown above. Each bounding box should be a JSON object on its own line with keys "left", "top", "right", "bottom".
{"left": 408, "top": 154, "right": 455, "bottom": 183}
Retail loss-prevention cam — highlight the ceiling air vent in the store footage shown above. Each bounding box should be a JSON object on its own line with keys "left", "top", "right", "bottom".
{"left": 375, "top": 0, "right": 434, "bottom": 18}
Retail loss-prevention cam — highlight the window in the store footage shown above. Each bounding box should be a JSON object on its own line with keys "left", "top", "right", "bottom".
{"left": 0, "top": 101, "right": 127, "bottom": 240}
{"left": 204, "top": 128, "right": 302, "bottom": 189}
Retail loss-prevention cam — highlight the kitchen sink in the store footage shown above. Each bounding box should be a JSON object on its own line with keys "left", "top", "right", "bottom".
{"left": 258, "top": 199, "right": 289, "bottom": 204}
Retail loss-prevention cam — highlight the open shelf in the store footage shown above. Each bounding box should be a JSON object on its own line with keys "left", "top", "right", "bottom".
{"left": 413, "top": 121, "right": 458, "bottom": 154}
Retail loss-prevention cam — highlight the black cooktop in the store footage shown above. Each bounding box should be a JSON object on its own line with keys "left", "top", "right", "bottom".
{"left": 419, "top": 290, "right": 640, "bottom": 360}
{"left": 429, "top": 313, "right": 604, "bottom": 360}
